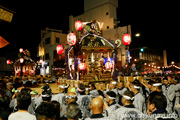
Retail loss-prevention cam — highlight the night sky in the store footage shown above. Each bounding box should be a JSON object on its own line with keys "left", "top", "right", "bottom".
{"left": 0, "top": 0, "right": 179, "bottom": 64}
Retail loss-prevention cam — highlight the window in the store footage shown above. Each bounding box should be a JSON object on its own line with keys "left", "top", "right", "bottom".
{"left": 107, "top": 26, "right": 109, "bottom": 29}
{"left": 106, "top": 12, "right": 109, "bottom": 15}
{"left": 45, "top": 38, "right": 50, "bottom": 45}
{"left": 56, "top": 37, "right": 60, "bottom": 43}
{"left": 45, "top": 53, "right": 49, "bottom": 60}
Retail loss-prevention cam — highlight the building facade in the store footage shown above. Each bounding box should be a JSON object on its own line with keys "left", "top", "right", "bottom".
{"left": 38, "top": 28, "right": 67, "bottom": 75}
{"left": 130, "top": 47, "right": 167, "bottom": 68}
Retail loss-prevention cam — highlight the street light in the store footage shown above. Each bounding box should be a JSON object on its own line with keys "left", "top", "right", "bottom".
{"left": 135, "top": 33, "right": 140, "bottom": 37}
{"left": 140, "top": 48, "right": 144, "bottom": 52}
{"left": 7, "top": 60, "right": 11, "bottom": 64}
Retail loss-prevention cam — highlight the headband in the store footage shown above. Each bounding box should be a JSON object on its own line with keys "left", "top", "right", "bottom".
{"left": 133, "top": 85, "right": 140, "bottom": 89}
{"left": 123, "top": 95, "right": 134, "bottom": 100}
{"left": 85, "top": 88, "right": 90, "bottom": 91}
{"left": 111, "top": 81, "right": 117, "bottom": 85}
{"left": 173, "top": 79, "right": 178, "bottom": 82}
{"left": 107, "top": 95, "right": 116, "bottom": 100}
{"left": 152, "top": 83, "right": 162, "bottom": 86}
{"left": 59, "top": 85, "right": 69, "bottom": 89}
{"left": 42, "top": 94, "right": 51, "bottom": 98}
{"left": 6, "top": 83, "right": 12, "bottom": 86}
{"left": 66, "top": 95, "right": 77, "bottom": 99}
{"left": 41, "top": 85, "right": 51, "bottom": 90}
{"left": 42, "top": 88, "right": 51, "bottom": 92}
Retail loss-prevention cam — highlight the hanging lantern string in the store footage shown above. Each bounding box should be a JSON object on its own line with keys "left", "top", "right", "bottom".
{"left": 144, "top": 63, "right": 180, "bottom": 70}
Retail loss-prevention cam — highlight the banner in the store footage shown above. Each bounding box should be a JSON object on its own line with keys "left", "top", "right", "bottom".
{"left": 0, "top": 36, "right": 9, "bottom": 48}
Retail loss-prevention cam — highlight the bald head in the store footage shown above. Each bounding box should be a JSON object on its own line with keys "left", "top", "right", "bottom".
{"left": 90, "top": 97, "right": 104, "bottom": 114}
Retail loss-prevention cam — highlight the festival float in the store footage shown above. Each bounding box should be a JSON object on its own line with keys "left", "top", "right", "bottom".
{"left": 14, "top": 49, "right": 37, "bottom": 76}
{"left": 65, "top": 20, "right": 120, "bottom": 81}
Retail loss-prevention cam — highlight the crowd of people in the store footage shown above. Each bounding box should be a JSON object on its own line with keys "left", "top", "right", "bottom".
{"left": 0, "top": 74, "right": 180, "bottom": 120}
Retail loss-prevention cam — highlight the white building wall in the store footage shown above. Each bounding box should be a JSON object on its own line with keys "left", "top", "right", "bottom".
{"left": 39, "top": 29, "right": 67, "bottom": 75}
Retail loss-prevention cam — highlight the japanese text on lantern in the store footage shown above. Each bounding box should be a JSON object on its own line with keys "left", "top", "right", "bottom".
{"left": 105, "top": 62, "right": 112, "bottom": 69}
{"left": 75, "top": 20, "right": 83, "bottom": 31}
{"left": 56, "top": 45, "right": 63, "bottom": 55}
{"left": 67, "top": 33, "right": 76, "bottom": 46}
{"left": 78, "top": 63, "right": 86, "bottom": 70}
{"left": 122, "top": 33, "right": 131, "bottom": 45}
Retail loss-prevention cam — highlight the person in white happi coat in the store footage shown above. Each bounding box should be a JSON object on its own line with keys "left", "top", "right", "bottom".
{"left": 127, "top": 80, "right": 146, "bottom": 113}
{"left": 145, "top": 91, "right": 178, "bottom": 120}
{"left": 150, "top": 79, "right": 175, "bottom": 114}
{"left": 173, "top": 78, "right": 180, "bottom": 106}
{"left": 117, "top": 81, "right": 127, "bottom": 105}
{"left": 76, "top": 83, "right": 92, "bottom": 119}
{"left": 104, "top": 91, "right": 121, "bottom": 116}
{"left": 105, "top": 90, "right": 143, "bottom": 120}
{"left": 9, "top": 87, "right": 36, "bottom": 115}
{"left": 66, "top": 102, "right": 82, "bottom": 120}
{"left": 166, "top": 77, "right": 180, "bottom": 117}
{"left": 162, "top": 77, "right": 174, "bottom": 96}
{"left": 34, "top": 84, "right": 52, "bottom": 108}
{"left": 162, "top": 77, "right": 176, "bottom": 113}
{"left": 103, "top": 81, "right": 119, "bottom": 103}
{"left": 51, "top": 83, "right": 68, "bottom": 105}
{"left": 85, "top": 97, "right": 112, "bottom": 120}
{"left": 51, "top": 83, "right": 68, "bottom": 117}
{"left": 89, "top": 82, "right": 99, "bottom": 98}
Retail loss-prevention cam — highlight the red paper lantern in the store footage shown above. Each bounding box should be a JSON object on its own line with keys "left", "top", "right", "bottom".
{"left": 19, "top": 48, "right": 23, "bottom": 53}
{"left": 75, "top": 20, "right": 83, "bottom": 31}
{"left": 78, "top": 63, "right": 86, "bottom": 70}
{"left": 56, "top": 45, "right": 63, "bottom": 55}
{"left": 7, "top": 60, "right": 11, "bottom": 64}
{"left": 67, "top": 32, "right": 76, "bottom": 46}
{"left": 39, "top": 59, "right": 43, "bottom": 64}
{"left": 20, "top": 58, "right": 24, "bottom": 63}
{"left": 105, "top": 62, "right": 112, "bottom": 69}
{"left": 122, "top": 33, "right": 131, "bottom": 45}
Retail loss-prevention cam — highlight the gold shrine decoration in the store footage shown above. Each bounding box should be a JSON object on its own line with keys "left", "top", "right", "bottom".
{"left": 0, "top": 7, "right": 14, "bottom": 23}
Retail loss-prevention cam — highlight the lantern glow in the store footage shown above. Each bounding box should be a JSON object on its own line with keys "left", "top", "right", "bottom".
{"left": 67, "top": 32, "right": 76, "bottom": 46}
{"left": 105, "top": 61, "right": 112, "bottom": 69}
{"left": 19, "top": 48, "right": 23, "bottom": 53}
{"left": 20, "top": 58, "right": 24, "bottom": 63}
{"left": 7, "top": 60, "right": 11, "bottom": 64}
{"left": 78, "top": 63, "right": 86, "bottom": 70}
{"left": 39, "top": 59, "right": 43, "bottom": 64}
{"left": 75, "top": 20, "right": 83, "bottom": 31}
{"left": 56, "top": 45, "right": 63, "bottom": 55}
{"left": 122, "top": 33, "right": 131, "bottom": 45}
